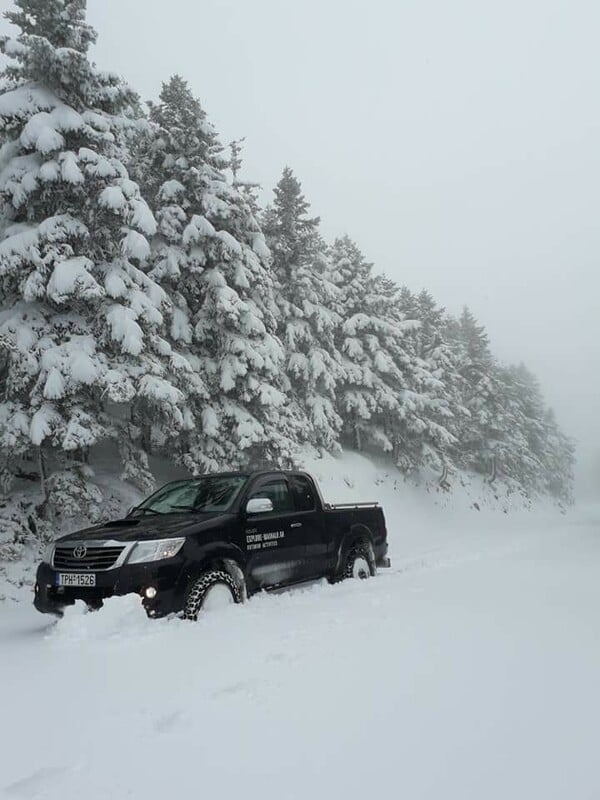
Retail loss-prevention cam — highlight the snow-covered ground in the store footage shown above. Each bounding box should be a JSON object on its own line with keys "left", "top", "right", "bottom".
{"left": 1, "top": 453, "right": 599, "bottom": 800}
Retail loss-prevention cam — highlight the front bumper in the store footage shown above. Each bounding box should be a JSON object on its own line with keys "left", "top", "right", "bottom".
{"left": 34, "top": 558, "right": 186, "bottom": 618}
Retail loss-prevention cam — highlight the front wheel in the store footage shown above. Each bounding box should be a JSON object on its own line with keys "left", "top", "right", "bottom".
{"left": 183, "top": 570, "right": 243, "bottom": 621}
{"left": 343, "top": 542, "right": 376, "bottom": 580}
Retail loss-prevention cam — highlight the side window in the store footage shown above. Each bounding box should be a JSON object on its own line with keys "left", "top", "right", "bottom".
{"left": 250, "top": 479, "right": 293, "bottom": 514}
{"left": 290, "top": 475, "right": 316, "bottom": 512}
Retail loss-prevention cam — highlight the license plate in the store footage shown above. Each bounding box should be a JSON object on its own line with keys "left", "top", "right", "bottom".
{"left": 56, "top": 573, "right": 96, "bottom": 587}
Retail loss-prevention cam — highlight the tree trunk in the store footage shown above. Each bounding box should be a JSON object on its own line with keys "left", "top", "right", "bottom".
{"left": 438, "top": 463, "right": 450, "bottom": 490}
{"left": 354, "top": 418, "right": 362, "bottom": 451}
{"left": 487, "top": 455, "right": 497, "bottom": 485}
{"left": 38, "top": 446, "right": 49, "bottom": 503}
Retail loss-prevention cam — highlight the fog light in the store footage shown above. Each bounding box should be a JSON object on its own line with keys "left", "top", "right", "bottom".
{"left": 144, "top": 586, "right": 157, "bottom": 599}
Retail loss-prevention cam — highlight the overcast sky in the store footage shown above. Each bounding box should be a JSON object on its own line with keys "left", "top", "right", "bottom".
{"left": 2, "top": 0, "right": 599, "bottom": 490}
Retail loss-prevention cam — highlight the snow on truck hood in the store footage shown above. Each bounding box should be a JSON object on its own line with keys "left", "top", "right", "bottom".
{"left": 57, "top": 511, "right": 231, "bottom": 543}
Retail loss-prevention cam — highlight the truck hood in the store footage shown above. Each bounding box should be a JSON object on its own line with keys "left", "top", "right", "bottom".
{"left": 57, "top": 512, "right": 232, "bottom": 543}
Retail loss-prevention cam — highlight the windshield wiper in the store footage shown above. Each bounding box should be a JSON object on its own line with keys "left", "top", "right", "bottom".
{"left": 169, "top": 504, "right": 207, "bottom": 512}
{"left": 132, "top": 506, "right": 163, "bottom": 516}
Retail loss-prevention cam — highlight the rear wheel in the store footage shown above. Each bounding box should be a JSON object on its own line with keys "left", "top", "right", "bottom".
{"left": 184, "top": 570, "right": 242, "bottom": 620}
{"left": 343, "top": 541, "right": 376, "bottom": 580}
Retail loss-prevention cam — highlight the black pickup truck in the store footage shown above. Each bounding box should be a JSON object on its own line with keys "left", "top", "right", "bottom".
{"left": 34, "top": 470, "right": 390, "bottom": 620}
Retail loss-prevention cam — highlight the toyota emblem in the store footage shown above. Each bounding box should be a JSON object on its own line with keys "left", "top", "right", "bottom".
{"left": 73, "top": 545, "right": 87, "bottom": 559}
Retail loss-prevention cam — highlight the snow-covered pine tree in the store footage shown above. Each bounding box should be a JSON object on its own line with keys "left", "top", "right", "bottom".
{"left": 394, "top": 287, "right": 465, "bottom": 479}
{"left": 540, "top": 407, "right": 575, "bottom": 503}
{"left": 0, "top": 0, "right": 194, "bottom": 514}
{"left": 374, "top": 281, "right": 457, "bottom": 476}
{"left": 228, "top": 137, "right": 261, "bottom": 217}
{"left": 262, "top": 167, "right": 344, "bottom": 452}
{"left": 498, "top": 363, "right": 575, "bottom": 500}
{"left": 446, "top": 307, "right": 508, "bottom": 479}
{"left": 448, "top": 307, "right": 541, "bottom": 488}
{"left": 134, "top": 76, "right": 297, "bottom": 472}
{"left": 326, "top": 235, "right": 449, "bottom": 473}
{"left": 326, "top": 236, "right": 389, "bottom": 452}
{"left": 494, "top": 363, "right": 547, "bottom": 491}
{"left": 444, "top": 308, "right": 575, "bottom": 498}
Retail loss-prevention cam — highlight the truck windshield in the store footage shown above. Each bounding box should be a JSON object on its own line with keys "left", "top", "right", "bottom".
{"left": 135, "top": 476, "right": 247, "bottom": 515}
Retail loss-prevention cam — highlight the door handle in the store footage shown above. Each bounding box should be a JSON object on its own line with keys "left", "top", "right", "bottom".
{"left": 290, "top": 522, "right": 302, "bottom": 528}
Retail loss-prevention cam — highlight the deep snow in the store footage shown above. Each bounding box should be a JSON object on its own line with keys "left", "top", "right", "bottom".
{"left": 1, "top": 453, "right": 598, "bottom": 800}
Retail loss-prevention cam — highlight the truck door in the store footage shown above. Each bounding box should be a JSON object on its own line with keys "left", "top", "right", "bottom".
{"left": 243, "top": 476, "right": 305, "bottom": 588}
{"left": 288, "top": 474, "right": 329, "bottom": 580}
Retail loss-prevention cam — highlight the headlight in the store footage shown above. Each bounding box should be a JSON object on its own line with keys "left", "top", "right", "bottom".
{"left": 127, "top": 538, "right": 185, "bottom": 564}
{"left": 42, "top": 543, "right": 55, "bottom": 565}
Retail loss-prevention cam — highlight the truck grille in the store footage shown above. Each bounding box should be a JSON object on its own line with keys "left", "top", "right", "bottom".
{"left": 53, "top": 545, "right": 125, "bottom": 571}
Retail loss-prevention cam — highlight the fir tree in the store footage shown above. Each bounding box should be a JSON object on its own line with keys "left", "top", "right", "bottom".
{"left": 540, "top": 407, "right": 575, "bottom": 502}
{"left": 500, "top": 364, "right": 575, "bottom": 499}
{"left": 136, "top": 76, "right": 297, "bottom": 471}
{"left": 447, "top": 307, "right": 503, "bottom": 477}
{"left": 379, "top": 282, "right": 457, "bottom": 474}
{"left": 326, "top": 236, "right": 381, "bottom": 451}
{"left": 263, "top": 168, "right": 343, "bottom": 452}
{"left": 396, "top": 288, "right": 465, "bottom": 477}
{"left": 0, "top": 1, "right": 192, "bottom": 510}
{"left": 326, "top": 236, "right": 453, "bottom": 472}
{"left": 228, "top": 137, "right": 261, "bottom": 215}
{"left": 263, "top": 167, "right": 322, "bottom": 280}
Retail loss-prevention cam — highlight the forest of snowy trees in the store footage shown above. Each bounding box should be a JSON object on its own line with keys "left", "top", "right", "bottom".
{"left": 0, "top": 0, "right": 575, "bottom": 564}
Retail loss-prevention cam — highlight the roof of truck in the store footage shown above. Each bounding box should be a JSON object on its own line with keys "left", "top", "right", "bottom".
{"left": 172, "top": 469, "right": 311, "bottom": 479}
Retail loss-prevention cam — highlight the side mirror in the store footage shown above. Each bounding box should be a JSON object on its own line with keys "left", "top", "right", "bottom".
{"left": 246, "top": 497, "right": 273, "bottom": 515}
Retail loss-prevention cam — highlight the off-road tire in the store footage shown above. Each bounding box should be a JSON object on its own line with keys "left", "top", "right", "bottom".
{"left": 184, "top": 570, "right": 242, "bottom": 621}
{"left": 343, "top": 541, "right": 376, "bottom": 580}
